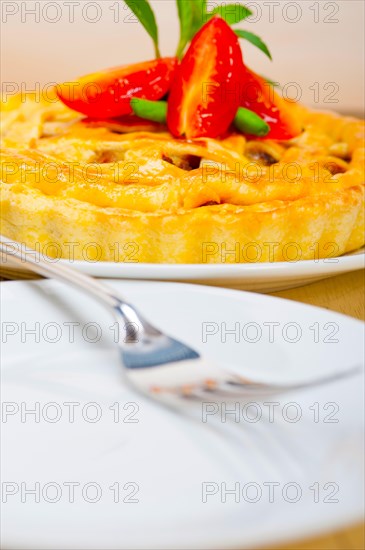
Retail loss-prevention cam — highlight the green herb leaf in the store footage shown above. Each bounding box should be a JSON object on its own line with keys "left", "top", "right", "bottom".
{"left": 208, "top": 3, "right": 252, "bottom": 25}
{"left": 176, "top": 0, "right": 194, "bottom": 58}
{"left": 130, "top": 98, "right": 167, "bottom": 123}
{"left": 235, "top": 29, "right": 272, "bottom": 60}
{"left": 176, "top": 0, "right": 207, "bottom": 58}
{"left": 191, "top": 0, "right": 207, "bottom": 33}
{"left": 123, "top": 0, "right": 160, "bottom": 57}
{"left": 234, "top": 107, "right": 270, "bottom": 136}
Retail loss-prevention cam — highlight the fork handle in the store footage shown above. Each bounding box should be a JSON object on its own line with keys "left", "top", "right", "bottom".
{"left": 0, "top": 237, "right": 161, "bottom": 341}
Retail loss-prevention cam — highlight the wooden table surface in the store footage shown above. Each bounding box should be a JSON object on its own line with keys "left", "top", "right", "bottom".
{"left": 1, "top": 269, "right": 364, "bottom": 550}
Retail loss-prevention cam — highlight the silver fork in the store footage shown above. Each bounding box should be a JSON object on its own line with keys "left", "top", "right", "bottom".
{"left": 0, "top": 237, "right": 360, "bottom": 399}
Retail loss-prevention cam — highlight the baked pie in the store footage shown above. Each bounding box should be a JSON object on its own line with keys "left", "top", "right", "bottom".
{"left": 1, "top": 10, "right": 364, "bottom": 264}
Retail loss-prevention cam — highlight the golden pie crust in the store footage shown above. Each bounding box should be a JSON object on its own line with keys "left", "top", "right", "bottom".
{"left": 1, "top": 94, "right": 364, "bottom": 263}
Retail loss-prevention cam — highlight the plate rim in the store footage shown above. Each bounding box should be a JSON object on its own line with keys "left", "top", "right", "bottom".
{"left": 2, "top": 276, "right": 364, "bottom": 332}
{"left": 61, "top": 249, "right": 365, "bottom": 276}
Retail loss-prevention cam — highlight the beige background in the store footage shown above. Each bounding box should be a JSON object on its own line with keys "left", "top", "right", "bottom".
{"left": 1, "top": 0, "right": 364, "bottom": 114}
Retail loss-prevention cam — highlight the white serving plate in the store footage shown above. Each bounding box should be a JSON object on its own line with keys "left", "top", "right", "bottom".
{"left": 1, "top": 247, "right": 364, "bottom": 292}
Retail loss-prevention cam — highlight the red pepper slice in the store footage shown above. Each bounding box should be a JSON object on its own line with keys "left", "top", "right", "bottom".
{"left": 167, "top": 16, "right": 244, "bottom": 139}
{"left": 239, "top": 67, "right": 302, "bottom": 140}
{"left": 57, "top": 57, "right": 177, "bottom": 119}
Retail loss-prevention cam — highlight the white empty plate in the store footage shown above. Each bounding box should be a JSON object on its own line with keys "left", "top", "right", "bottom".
{"left": 1, "top": 279, "right": 364, "bottom": 549}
